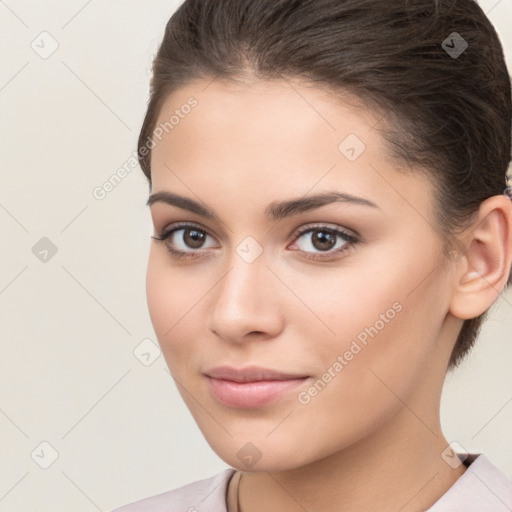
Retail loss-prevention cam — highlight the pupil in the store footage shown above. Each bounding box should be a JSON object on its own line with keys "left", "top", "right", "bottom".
{"left": 184, "top": 228, "right": 205, "bottom": 248}
{"left": 312, "top": 231, "right": 335, "bottom": 251}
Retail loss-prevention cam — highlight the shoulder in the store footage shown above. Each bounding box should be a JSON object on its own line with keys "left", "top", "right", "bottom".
{"left": 110, "top": 468, "right": 236, "bottom": 512}
{"left": 427, "top": 453, "right": 512, "bottom": 511}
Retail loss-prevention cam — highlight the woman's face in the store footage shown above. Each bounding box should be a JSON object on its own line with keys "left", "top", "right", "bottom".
{"left": 146, "top": 78, "right": 460, "bottom": 471}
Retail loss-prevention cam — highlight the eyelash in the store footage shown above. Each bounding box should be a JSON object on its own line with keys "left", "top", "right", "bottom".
{"left": 151, "top": 221, "right": 359, "bottom": 261}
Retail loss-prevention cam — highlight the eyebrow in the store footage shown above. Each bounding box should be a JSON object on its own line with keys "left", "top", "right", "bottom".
{"left": 146, "top": 190, "right": 379, "bottom": 221}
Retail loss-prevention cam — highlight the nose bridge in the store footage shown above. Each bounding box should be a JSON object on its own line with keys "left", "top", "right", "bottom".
{"left": 208, "top": 243, "right": 281, "bottom": 340}
{"left": 217, "top": 247, "right": 269, "bottom": 314}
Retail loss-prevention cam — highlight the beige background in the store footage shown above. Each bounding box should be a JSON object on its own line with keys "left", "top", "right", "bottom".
{"left": 0, "top": 1, "right": 511, "bottom": 511}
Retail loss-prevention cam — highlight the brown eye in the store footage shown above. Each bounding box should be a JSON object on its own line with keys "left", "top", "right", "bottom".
{"left": 310, "top": 231, "right": 337, "bottom": 251}
{"left": 182, "top": 228, "right": 207, "bottom": 249}
{"left": 289, "top": 225, "right": 358, "bottom": 260}
{"left": 152, "top": 223, "right": 218, "bottom": 257}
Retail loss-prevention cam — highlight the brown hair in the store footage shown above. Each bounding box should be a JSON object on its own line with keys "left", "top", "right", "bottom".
{"left": 138, "top": 0, "right": 512, "bottom": 369}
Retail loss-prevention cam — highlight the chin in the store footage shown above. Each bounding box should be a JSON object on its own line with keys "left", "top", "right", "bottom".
{"left": 198, "top": 430, "right": 322, "bottom": 473}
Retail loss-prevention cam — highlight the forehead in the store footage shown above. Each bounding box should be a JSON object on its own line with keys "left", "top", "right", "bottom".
{"left": 152, "top": 77, "right": 384, "bottom": 160}
{"left": 149, "top": 77, "right": 434, "bottom": 221}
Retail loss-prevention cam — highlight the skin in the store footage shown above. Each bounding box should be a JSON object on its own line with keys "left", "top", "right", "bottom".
{"left": 145, "top": 76, "right": 512, "bottom": 512}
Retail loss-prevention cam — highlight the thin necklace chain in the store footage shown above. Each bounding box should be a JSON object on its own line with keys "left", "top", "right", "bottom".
{"left": 235, "top": 471, "right": 242, "bottom": 512}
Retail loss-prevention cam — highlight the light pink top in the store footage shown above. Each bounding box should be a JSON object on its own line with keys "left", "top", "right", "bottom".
{"left": 111, "top": 453, "right": 512, "bottom": 511}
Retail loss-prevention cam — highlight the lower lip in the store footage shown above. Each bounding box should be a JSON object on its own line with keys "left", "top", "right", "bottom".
{"left": 206, "top": 376, "right": 308, "bottom": 409}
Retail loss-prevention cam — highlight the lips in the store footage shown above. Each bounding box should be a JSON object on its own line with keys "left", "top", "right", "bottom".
{"left": 204, "top": 365, "right": 310, "bottom": 408}
{"left": 205, "top": 365, "right": 308, "bottom": 382}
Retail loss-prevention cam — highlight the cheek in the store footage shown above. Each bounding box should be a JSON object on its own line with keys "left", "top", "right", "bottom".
{"left": 146, "top": 250, "right": 174, "bottom": 339}
{"left": 289, "top": 252, "right": 446, "bottom": 401}
{"left": 281, "top": 286, "right": 440, "bottom": 461}
{"left": 145, "top": 249, "right": 201, "bottom": 367}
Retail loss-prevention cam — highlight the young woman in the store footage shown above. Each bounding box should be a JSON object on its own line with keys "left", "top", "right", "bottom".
{"left": 112, "top": 0, "right": 512, "bottom": 510}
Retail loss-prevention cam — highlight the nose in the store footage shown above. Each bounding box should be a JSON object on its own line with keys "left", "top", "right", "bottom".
{"left": 207, "top": 249, "right": 284, "bottom": 344}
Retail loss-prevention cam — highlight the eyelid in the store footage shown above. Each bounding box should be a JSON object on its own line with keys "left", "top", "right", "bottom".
{"left": 289, "top": 222, "right": 359, "bottom": 241}
{"left": 160, "top": 221, "right": 216, "bottom": 240}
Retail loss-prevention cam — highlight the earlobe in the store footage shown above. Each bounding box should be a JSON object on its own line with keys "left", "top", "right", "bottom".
{"left": 449, "top": 195, "right": 512, "bottom": 320}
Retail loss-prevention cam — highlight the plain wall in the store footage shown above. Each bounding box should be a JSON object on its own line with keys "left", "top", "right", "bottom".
{"left": 0, "top": 1, "right": 511, "bottom": 510}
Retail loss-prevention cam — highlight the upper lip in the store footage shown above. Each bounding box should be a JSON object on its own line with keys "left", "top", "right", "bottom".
{"left": 204, "top": 365, "right": 308, "bottom": 383}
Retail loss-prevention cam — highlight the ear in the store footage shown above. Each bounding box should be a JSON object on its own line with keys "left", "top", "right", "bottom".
{"left": 449, "top": 194, "right": 512, "bottom": 320}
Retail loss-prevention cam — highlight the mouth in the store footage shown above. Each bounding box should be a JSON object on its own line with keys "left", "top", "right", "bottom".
{"left": 204, "top": 365, "right": 310, "bottom": 409}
